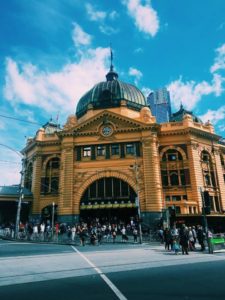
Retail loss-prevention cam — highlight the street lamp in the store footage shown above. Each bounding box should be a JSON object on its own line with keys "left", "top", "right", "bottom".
{"left": 0, "top": 143, "right": 25, "bottom": 239}
{"left": 52, "top": 202, "right": 55, "bottom": 239}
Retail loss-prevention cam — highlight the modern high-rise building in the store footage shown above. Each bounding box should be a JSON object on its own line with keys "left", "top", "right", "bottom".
{"left": 147, "top": 88, "right": 171, "bottom": 123}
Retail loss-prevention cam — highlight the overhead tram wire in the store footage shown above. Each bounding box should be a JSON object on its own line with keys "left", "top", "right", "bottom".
{"left": 0, "top": 114, "right": 42, "bottom": 126}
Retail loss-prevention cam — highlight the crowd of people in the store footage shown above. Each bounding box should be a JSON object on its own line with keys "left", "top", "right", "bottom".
{"left": 0, "top": 218, "right": 141, "bottom": 245}
{"left": 159, "top": 224, "right": 208, "bottom": 255}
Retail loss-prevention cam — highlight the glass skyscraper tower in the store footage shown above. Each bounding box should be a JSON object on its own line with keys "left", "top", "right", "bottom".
{"left": 147, "top": 88, "right": 172, "bottom": 123}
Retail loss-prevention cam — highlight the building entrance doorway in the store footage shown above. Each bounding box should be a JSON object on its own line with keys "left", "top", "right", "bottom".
{"left": 79, "top": 177, "right": 138, "bottom": 225}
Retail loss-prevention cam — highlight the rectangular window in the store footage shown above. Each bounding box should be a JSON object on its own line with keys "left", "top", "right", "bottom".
{"left": 165, "top": 195, "right": 170, "bottom": 202}
{"left": 90, "top": 182, "right": 97, "bottom": 198}
{"left": 51, "top": 177, "right": 59, "bottom": 193}
{"left": 83, "top": 146, "right": 91, "bottom": 157}
{"left": 105, "top": 178, "right": 112, "bottom": 197}
{"left": 111, "top": 144, "right": 120, "bottom": 155}
{"left": 113, "top": 178, "right": 121, "bottom": 197}
{"left": 175, "top": 206, "right": 181, "bottom": 214}
{"left": 183, "top": 195, "right": 188, "bottom": 200}
{"left": 214, "top": 196, "right": 220, "bottom": 212}
{"left": 169, "top": 171, "right": 179, "bottom": 186}
{"left": 98, "top": 178, "right": 104, "bottom": 198}
{"left": 180, "top": 170, "right": 186, "bottom": 186}
{"left": 126, "top": 143, "right": 135, "bottom": 155}
{"left": 97, "top": 145, "right": 105, "bottom": 156}
{"left": 172, "top": 195, "right": 181, "bottom": 201}
{"left": 161, "top": 170, "right": 168, "bottom": 186}
{"left": 121, "top": 180, "right": 129, "bottom": 196}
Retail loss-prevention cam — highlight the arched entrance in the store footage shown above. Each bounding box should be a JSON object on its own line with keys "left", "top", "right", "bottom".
{"left": 80, "top": 177, "right": 138, "bottom": 224}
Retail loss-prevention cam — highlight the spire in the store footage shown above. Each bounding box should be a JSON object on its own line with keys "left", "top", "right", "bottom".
{"left": 106, "top": 46, "right": 118, "bottom": 81}
{"left": 110, "top": 46, "right": 114, "bottom": 71}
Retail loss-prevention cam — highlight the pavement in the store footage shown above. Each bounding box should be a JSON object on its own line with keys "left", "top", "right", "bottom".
{"left": 1, "top": 238, "right": 225, "bottom": 289}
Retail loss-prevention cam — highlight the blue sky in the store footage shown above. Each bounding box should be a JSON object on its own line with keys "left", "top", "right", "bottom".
{"left": 0, "top": 0, "right": 225, "bottom": 185}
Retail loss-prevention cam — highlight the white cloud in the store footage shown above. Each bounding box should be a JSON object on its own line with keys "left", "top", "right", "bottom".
{"left": 134, "top": 47, "right": 144, "bottom": 54}
{"left": 141, "top": 87, "right": 152, "bottom": 97}
{"left": 0, "top": 147, "right": 22, "bottom": 185}
{"left": 85, "top": 3, "right": 106, "bottom": 21}
{"left": 99, "top": 25, "right": 119, "bottom": 35}
{"left": 129, "top": 67, "right": 143, "bottom": 85}
{"left": 167, "top": 74, "right": 224, "bottom": 111}
{"left": 3, "top": 47, "right": 109, "bottom": 118}
{"left": 109, "top": 11, "right": 119, "bottom": 20}
{"left": 123, "top": 0, "right": 159, "bottom": 37}
{"left": 72, "top": 23, "right": 92, "bottom": 47}
{"left": 210, "top": 44, "right": 225, "bottom": 73}
{"left": 200, "top": 106, "right": 225, "bottom": 125}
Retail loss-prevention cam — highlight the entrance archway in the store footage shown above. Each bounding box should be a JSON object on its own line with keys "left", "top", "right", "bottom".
{"left": 80, "top": 177, "right": 138, "bottom": 225}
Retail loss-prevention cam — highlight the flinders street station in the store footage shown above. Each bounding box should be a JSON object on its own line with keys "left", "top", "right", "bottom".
{"left": 1, "top": 63, "right": 225, "bottom": 230}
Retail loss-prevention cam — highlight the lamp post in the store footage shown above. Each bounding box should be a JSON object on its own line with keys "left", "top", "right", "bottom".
{"left": 52, "top": 202, "right": 55, "bottom": 239}
{"left": 0, "top": 143, "right": 24, "bottom": 239}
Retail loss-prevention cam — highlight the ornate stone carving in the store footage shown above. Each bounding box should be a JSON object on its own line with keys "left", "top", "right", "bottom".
{"left": 64, "top": 115, "right": 77, "bottom": 130}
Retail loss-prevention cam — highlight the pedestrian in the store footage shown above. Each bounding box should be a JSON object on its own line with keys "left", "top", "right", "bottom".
{"left": 164, "top": 228, "right": 172, "bottom": 251}
{"left": 179, "top": 224, "right": 189, "bottom": 255}
{"left": 188, "top": 227, "right": 195, "bottom": 251}
{"left": 197, "top": 225, "right": 205, "bottom": 251}
{"left": 71, "top": 225, "right": 76, "bottom": 242}
{"left": 121, "top": 226, "right": 128, "bottom": 242}
{"left": 133, "top": 227, "right": 138, "bottom": 243}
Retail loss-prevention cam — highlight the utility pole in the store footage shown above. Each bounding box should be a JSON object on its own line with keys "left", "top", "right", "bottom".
{"left": 15, "top": 158, "right": 25, "bottom": 239}
{"left": 200, "top": 187, "right": 212, "bottom": 253}
{"left": 52, "top": 202, "right": 55, "bottom": 240}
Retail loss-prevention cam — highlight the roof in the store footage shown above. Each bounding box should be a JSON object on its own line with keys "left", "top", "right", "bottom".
{"left": 76, "top": 69, "right": 147, "bottom": 118}
{"left": 0, "top": 185, "right": 33, "bottom": 197}
{"left": 170, "top": 104, "right": 202, "bottom": 123}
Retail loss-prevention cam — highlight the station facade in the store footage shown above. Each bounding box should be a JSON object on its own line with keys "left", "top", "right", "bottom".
{"left": 21, "top": 67, "right": 225, "bottom": 229}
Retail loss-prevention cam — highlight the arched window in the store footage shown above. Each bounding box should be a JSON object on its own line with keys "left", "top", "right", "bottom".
{"left": 162, "top": 149, "right": 183, "bottom": 162}
{"left": 25, "top": 162, "right": 33, "bottom": 190}
{"left": 201, "top": 150, "right": 211, "bottom": 162}
{"left": 41, "top": 157, "right": 60, "bottom": 194}
{"left": 160, "top": 148, "right": 190, "bottom": 187}
{"left": 201, "top": 150, "right": 216, "bottom": 187}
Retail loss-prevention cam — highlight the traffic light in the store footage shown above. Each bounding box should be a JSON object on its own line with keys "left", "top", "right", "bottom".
{"left": 203, "top": 191, "right": 211, "bottom": 215}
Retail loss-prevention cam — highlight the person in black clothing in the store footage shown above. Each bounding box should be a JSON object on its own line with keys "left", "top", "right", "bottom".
{"left": 197, "top": 225, "right": 205, "bottom": 251}
{"left": 179, "top": 224, "right": 189, "bottom": 255}
{"left": 164, "top": 228, "right": 172, "bottom": 250}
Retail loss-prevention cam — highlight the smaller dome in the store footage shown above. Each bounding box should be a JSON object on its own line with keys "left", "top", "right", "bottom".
{"left": 170, "top": 104, "right": 202, "bottom": 123}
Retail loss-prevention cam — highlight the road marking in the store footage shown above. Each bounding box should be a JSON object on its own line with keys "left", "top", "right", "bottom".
{"left": 71, "top": 246, "right": 127, "bottom": 300}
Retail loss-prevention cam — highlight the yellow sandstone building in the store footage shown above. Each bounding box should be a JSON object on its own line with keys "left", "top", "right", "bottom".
{"left": 22, "top": 66, "right": 225, "bottom": 229}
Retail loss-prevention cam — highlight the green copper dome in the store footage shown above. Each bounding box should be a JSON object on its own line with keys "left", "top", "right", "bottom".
{"left": 76, "top": 69, "right": 147, "bottom": 118}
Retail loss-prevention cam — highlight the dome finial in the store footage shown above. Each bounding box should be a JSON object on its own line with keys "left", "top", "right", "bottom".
{"left": 106, "top": 45, "right": 118, "bottom": 81}
{"left": 110, "top": 44, "right": 114, "bottom": 72}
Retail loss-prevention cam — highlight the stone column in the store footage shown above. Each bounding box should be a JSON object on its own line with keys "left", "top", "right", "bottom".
{"left": 31, "top": 154, "right": 42, "bottom": 221}
{"left": 58, "top": 145, "right": 74, "bottom": 223}
{"left": 213, "top": 150, "right": 225, "bottom": 211}
{"left": 142, "top": 134, "right": 163, "bottom": 226}
{"left": 187, "top": 142, "right": 203, "bottom": 212}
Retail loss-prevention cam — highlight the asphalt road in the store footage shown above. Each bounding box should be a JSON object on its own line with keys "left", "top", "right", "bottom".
{"left": 1, "top": 239, "right": 225, "bottom": 300}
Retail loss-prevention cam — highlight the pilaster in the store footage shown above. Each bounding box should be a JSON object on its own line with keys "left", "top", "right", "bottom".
{"left": 214, "top": 150, "right": 225, "bottom": 211}
{"left": 187, "top": 142, "right": 203, "bottom": 210}
{"left": 142, "top": 134, "right": 163, "bottom": 212}
{"left": 58, "top": 145, "right": 74, "bottom": 216}
{"left": 31, "top": 154, "right": 42, "bottom": 214}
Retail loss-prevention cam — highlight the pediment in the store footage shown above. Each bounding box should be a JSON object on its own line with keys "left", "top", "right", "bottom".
{"left": 62, "top": 110, "right": 152, "bottom": 136}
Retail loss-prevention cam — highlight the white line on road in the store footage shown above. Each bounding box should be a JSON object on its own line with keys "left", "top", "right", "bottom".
{"left": 71, "top": 246, "right": 127, "bottom": 300}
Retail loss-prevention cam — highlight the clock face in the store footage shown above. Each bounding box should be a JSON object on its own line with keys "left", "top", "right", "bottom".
{"left": 101, "top": 126, "right": 113, "bottom": 136}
